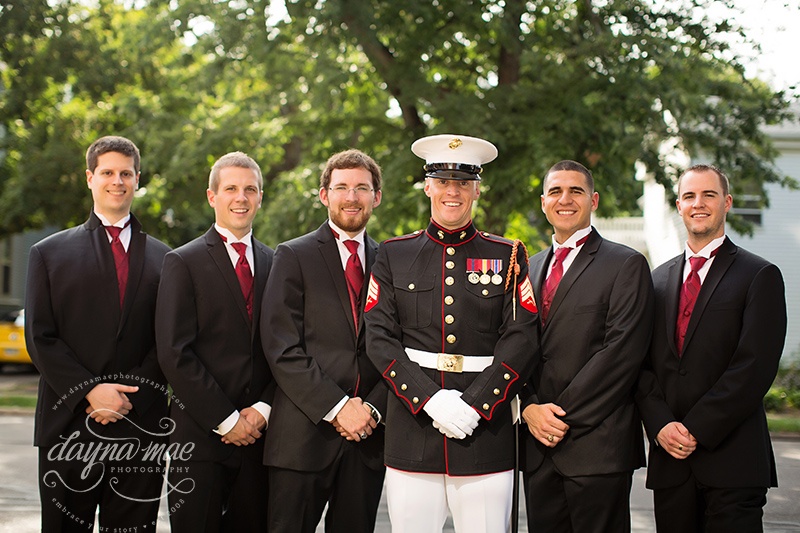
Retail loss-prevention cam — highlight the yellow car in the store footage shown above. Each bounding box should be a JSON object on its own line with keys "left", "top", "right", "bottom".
{"left": 0, "top": 309, "right": 33, "bottom": 366}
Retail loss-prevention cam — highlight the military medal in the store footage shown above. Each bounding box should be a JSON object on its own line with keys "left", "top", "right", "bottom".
{"left": 492, "top": 274, "right": 503, "bottom": 285}
{"left": 480, "top": 273, "right": 490, "bottom": 285}
{"left": 468, "top": 272, "right": 480, "bottom": 284}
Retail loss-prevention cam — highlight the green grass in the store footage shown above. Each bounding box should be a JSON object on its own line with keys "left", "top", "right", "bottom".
{"left": 0, "top": 395, "right": 37, "bottom": 408}
{"left": 767, "top": 412, "right": 800, "bottom": 434}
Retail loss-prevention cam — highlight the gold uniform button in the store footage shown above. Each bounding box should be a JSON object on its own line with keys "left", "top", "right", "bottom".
{"left": 445, "top": 315, "right": 454, "bottom": 325}
{"left": 445, "top": 276, "right": 454, "bottom": 286}
{"left": 401, "top": 384, "right": 407, "bottom": 391}
{"left": 503, "top": 373, "right": 511, "bottom": 380}
{"left": 447, "top": 247, "right": 455, "bottom": 256}
{"left": 446, "top": 334, "right": 456, "bottom": 344}
{"left": 446, "top": 261, "right": 455, "bottom": 269}
{"left": 408, "top": 283, "right": 416, "bottom": 290}
{"left": 412, "top": 397, "right": 419, "bottom": 404}
{"left": 482, "top": 403, "right": 490, "bottom": 411}
{"left": 482, "top": 289, "right": 489, "bottom": 296}
{"left": 390, "top": 371, "right": 396, "bottom": 378}
{"left": 493, "top": 388, "right": 501, "bottom": 396}
{"left": 445, "top": 296, "right": 454, "bottom": 305}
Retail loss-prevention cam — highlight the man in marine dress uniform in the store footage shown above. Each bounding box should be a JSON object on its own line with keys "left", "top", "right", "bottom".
{"left": 365, "top": 134, "right": 540, "bottom": 533}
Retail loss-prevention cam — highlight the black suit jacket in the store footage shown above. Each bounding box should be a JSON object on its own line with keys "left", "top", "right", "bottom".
{"left": 522, "top": 228, "right": 653, "bottom": 476}
{"left": 637, "top": 237, "right": 785, "bottom": 489}
{"left": 156, "top": 226, "right": 274, "bottom": 462}
{"left": 25, "top": 212, "right": 171, "bottom": 447}
{"left": 261, "top": 222, "right": 385, "bottom": 471}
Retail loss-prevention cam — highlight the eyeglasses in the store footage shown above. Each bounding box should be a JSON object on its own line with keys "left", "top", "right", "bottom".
{"left": 328, "top": 185, "right": 374, "bottom": 196}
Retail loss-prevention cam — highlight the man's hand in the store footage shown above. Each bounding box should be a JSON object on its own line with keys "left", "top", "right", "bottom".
{"left": 85, "top": 383, "right": 138, "bottom": 425}
{"left": 332, "top": 397, "right": 377, "bottom": 442}
{"left": 656, "top": 422, "right": 697, "bottom": 459}
{"left": 522, "top": 403, "right": 569, "bottom": 448}
{"left": 240, "top": 407, "right": 267, "bottom": 432}
{"left": 221, "top": 416, "right": 261, "bottom": 446}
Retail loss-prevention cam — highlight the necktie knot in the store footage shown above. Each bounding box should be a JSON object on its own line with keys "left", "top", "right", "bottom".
{"left": 689, "top": 255, "right": 708, "bottom": 273}
{"left": 105, "top": 225, "right": 122, "bottom": 240}
{"left": 231, "top": 241, "right": 247, "bottom": 258}
{"left": 554, "top": 246, "right": 572, "bottom": 263}
{"left": 344, "top": 240, "right": 359, "bottom": 255}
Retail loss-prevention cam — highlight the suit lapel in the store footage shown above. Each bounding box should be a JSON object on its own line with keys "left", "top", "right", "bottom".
{"left": 663, "top": 256, "right": 684, "bottom": 358}
{"left": 205, "top": 228, "right": 251, "bottom": 326}
{"left": 358, "top": 234, "right": 379, "bottom": 337}
{"left": 546, "top": 230, "right": 599, "bottom": 324}
{"left": 317, "top": 223, "right": 358, "bottom": 338}
{"left": 86, "top": 213, "right": 123, "bottom": 323}
{"left": 251, "top": 238, "right": 271, "bottom": 338}
{"left": 682, "top": 238, "right": 736, "bottom": 354}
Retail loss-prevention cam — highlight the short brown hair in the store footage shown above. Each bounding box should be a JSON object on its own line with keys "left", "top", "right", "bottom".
{"left": 208, "top": 152, "right": 263, "bottom": 193}
{"left": 86, "top": 136, "right": 140, "bottom": 173}
{"left": 319, "top": 149, "right": 382, "bottom": 191}
{"left": 678, "top": 164, "right": 730, "bottom": 197}
{"left": 543, "top": 160, "right": 594, "bottom": 192}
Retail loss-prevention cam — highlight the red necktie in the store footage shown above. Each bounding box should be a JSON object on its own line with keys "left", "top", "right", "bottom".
{"left": 675, "top": 255, "right": 710, "bottom": 354}
{"left": 540, "top": 246, "right": 571, "bottom": 325}
{"left": 105, "top": 224, "right": 130, "bottom": 308}
{"left": 230, "top": 242, "right": 254, "bottom": 321}
{"left": 344, "top": 240, "right": 364, "bottom": 331}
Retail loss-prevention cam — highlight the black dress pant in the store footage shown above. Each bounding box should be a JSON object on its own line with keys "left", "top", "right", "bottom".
{"left": 268, "top": 443, "right": 385, "bottom": 533}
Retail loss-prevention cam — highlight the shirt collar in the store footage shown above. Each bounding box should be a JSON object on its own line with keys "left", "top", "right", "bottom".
{"left": 215, "top": 224, "right": 252, "bottom": 247}
{"left": 552, "top": 226, "right": 592, "bottom": 249}
{"left": 95, "top": 212, "right": 131, "bottom": 228}
{"left": 328, "top": 220, "right": 366, "bottom": 246}
{"left": 684, "top": 235, "right": 725, "bottom": 260}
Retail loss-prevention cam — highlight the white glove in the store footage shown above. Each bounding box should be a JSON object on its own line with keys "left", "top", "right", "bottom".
{"left": 423, "top": 389, "right": 480, "bottom": 439}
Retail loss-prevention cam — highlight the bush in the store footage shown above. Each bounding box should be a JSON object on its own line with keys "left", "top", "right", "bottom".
{"left": 764, "top": 387, "right": 788, "bottom": 412}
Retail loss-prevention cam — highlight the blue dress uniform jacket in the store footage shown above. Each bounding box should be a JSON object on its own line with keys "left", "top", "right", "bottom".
{"left": 365, "top": 219, "right": 539, "bottom": 476}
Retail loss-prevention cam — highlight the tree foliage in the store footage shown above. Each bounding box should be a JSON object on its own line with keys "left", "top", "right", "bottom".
{"left": 0, "top": 0, "right": 794, "bottom": 249}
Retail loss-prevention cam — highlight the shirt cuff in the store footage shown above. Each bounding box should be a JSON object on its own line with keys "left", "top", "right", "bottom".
{"left": 252, "top": 401, "right": 272, "bottom": 428}
{"left": 322, "top": 396, "right": 349, "bottom": 422}
{"left": 213, "top": 410, "right": 239, "bottom": 435}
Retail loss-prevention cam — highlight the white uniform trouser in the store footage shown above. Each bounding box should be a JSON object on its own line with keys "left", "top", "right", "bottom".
{"left": 385, "top": 467, "right": 514, "bottom": 533}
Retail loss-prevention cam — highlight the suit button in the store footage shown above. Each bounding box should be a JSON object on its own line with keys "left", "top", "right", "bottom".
{"left": 503, "top": 373, "right": 511, "bottom": 380}
{"left": 447, "top": 247, "right": 455, "bottom": 256}
{"left": 446, "top": 261, "right": 455, "bottom": 269}
{"left": 482, "top": 403, "right": 490, "bottom": 411}
{"left": 445, "top": 276, "right": 454, "bottom": 286}
{"left": 679, "top": 369, "right": 687, "bottom": 376}
{"left": 390, "top": 371, "right": 396, "bottom": 378}
{"left": 445, "top": 315, "right": 454, "bottom": 324}
{"left": 482, "top": 289, "right": 489, "bottom": 296}
{"left": 408, "top": 283, "right": 416, "bottom": 290}
{"left": 493, "top": 388, "right": 500, "bottom": 396}
{"left": 401, "top": 384, "right": 407, "bottom": 391}
{"left": 412, "top": 397, "right": 419, "bottom": 404}
{"left": 445, "top": 296, "right": 454, "bottom": 305}
{"left": 446, "top": 334, "right": 456, "bottom": 344}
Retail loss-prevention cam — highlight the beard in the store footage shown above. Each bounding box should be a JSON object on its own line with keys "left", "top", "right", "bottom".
{"left": 330, "top": 204, "right": 371, "bottom": 233}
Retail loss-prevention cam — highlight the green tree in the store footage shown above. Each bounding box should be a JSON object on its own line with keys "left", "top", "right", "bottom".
{"left": 1, "top": 0, "right": 794, "bottom": 249}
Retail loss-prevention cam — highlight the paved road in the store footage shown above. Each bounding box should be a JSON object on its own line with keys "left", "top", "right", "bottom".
{"left": 2, "top": 371, "right": 799, "bottom": 532}
{"left": 1, "top": 411, "right": 799, "bottom": 532}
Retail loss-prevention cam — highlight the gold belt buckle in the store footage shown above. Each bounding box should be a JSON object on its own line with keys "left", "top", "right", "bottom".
{"left": 437, "top": 353, "right": 464, "bottom": 373}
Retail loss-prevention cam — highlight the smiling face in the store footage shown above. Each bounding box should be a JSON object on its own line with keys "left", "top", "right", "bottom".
{"left": 424, "top": 178, "right": 480, "bottom": 230}
{"left": 86, "top": 151, "right": 140, "bottom": 224}
{"left": 541, "top": 169, "right": 599, "bottom": 243}
{"left": 207, "top": 166, "right": 263, "bottom": 239}
{"left": 676, "top": 168, "right": 732, "bottom": 252}
{"left": 320, "top": 167, "right": 382, "bottom": 237}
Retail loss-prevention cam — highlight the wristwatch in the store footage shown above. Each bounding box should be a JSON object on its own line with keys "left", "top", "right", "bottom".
{"left": 364, "top": 402, "right": 381, "bottom": 424}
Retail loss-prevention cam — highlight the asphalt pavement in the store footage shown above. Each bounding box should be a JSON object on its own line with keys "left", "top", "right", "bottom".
{"left": 1, "top": 370, "right": 799, "bottom": 532}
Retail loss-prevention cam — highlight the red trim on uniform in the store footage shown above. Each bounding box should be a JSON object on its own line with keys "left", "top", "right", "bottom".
{"left": 382, "top": 360, "right": 426, "bottom": 414}
{"left": 426, "top": 220, "right": 478, "bottom": 246}
{"left": 477, "top": 363, "right": 520, "bottom": 421}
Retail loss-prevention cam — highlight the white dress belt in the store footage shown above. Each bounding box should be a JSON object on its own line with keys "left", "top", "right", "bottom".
{"left": 404, "top": 347, "right": 494, "bottom": 373}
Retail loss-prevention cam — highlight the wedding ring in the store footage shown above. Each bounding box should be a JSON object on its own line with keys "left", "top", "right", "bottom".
{"left": 678, "top": 444, "right": 683, "bottom": 451}
{"left": 547, "top": 434, "right": 554, "bottom": 443}
{"left": 360, "top": 432, "right": 368, "bottom": 440}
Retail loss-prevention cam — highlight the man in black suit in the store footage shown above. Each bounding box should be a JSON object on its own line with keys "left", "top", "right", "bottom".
{"left": 636, "top": 164, "right": 786, "bottom": 532}
{"left": 25, "top": 135, "right": 171, "bottom": 532}
{"left": 366, "top": 134, "right": 540, "bottom": 532}
{"left": 521, "top": 160, "right": 654, "bottom": 532}
{"left": 261, "top": 149, "right": 385, "bottom": 532}
{"left": 156, "top": 151, "right": 274, "bottom": 532}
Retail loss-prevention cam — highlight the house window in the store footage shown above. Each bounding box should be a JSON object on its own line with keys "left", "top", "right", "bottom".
{"left": 731, "top": 194, "right": 763, "bottom": 226}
